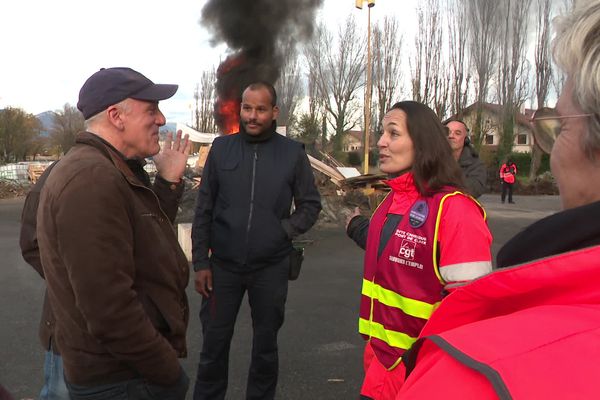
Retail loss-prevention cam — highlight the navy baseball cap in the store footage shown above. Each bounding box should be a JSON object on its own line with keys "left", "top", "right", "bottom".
{"left": 77, "top": 67, "right": 178, "bottom": 119}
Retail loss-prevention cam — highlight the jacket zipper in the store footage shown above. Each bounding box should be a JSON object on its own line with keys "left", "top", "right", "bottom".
{"left": 132, "top": 181, "right": 172, "bottom": 224}
{"left": 246, "top": 144, "right": 258, "bottom": 236}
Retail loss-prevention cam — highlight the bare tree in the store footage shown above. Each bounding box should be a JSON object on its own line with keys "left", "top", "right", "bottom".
{"left": 304, "top": 15, "right": 366, "bottom": 155}
{"left": 50, "top": 103, "right": 84, "bottom": 156}
{"left": 447, "top": 0, "right": 472, "bottom": 118}
{"left": 496, "top": 0, "right": 531, "bottom": 160}
{"left": 372, "top": 16, "right": 403, "bottom": 133}
{"left": 530, "top": 0, "right": 553, "bottom": 179}
{"left": 303, "top": 69, "right": 326, "bottom": 149}
{"left": 551, "top": 0, "right": 574, "bottom": 97}
{"left": 410, "top": 0, "right": 450, "bottom": 117}
{"left": 195, "top": 68, "right": 217, "bottom": 133}
{"left": 468, "top": 0, "right": 503, "bottom": 148}
{"left": 275, "top": 40, "right": 303, "bottom": 127}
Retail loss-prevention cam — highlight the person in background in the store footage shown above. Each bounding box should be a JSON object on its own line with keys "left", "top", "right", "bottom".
{"left": 19, "top": 161, "right": 68, "bottom": 400}
{"left": 445, "top": 120, "right": 487, "bottom": 198}
{"left": 346, "top": 101, "right": 492, "bottom": 400}
{"left": 397, "top": 1, "right": 600, "bottom": 398}
{"left": 499, "top": 158, "right": 517, "bottom": 204}
{"left": 36, "top": 67, "right": 191, "bottom": 400}
{"left": 192, "top": 81, "right": 321, "bottom": 400}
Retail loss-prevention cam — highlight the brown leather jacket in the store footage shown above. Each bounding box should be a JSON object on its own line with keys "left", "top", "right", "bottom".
{"left": 35, "top": 132, "right": 189, "bottom": 386}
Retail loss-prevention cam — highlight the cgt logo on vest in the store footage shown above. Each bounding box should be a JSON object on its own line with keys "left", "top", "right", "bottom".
{"left": 398, "top": 240, "right": 416, "bottom": 260}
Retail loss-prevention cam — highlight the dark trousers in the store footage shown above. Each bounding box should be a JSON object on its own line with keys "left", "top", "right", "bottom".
{"left": 193, "top": 258, "right": 289, "bottom": 400}
{"left": 501, "top": 182, "right": 514, "bottom": 203}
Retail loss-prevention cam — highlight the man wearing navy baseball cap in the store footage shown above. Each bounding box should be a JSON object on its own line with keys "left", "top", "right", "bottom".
{"left": 32, "top": 67, "right": 192, "bottom": 399}
{"left": 77, "top": 67, "right": 179, "bottom": 120}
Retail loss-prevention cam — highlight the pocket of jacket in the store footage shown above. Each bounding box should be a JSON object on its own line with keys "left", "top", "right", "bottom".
{"left": 138, "top": 293, "right": 171, "bottom": 333}
{"left": 219, "top": 159, "right": 239, "bottom": 171}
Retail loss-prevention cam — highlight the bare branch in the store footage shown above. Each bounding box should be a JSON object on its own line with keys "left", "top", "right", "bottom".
{"left": 372, "top": 16, "right": 403, "bottom": 132}
{"left": 303, "top": 15, "right": 366, "bottom": 154}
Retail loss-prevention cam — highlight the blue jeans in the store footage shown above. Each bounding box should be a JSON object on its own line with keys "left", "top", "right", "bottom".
{"left": 66, "top": 370, "right": 189, "bottom": 400}
{"left": 40, "top": 350, "right": 69, "bottom": 400}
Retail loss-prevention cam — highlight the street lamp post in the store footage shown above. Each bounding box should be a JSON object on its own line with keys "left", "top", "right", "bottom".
{"left": 356, "top": 0, "right": 375, "bottom": 175}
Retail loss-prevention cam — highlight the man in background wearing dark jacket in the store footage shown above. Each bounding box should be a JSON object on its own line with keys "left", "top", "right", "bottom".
{"left": 192, "top": 81, "right": 322, "bottom": 400}
{"left": 20, "top": 161, "right": 69, "bottom": 400}
{"left": 446, "top": 120, "right": 487, "bottom": 198}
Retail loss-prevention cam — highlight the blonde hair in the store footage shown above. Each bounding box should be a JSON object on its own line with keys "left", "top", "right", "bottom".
{"left": 553, "top": 0, "right": 600, "bottom": 158}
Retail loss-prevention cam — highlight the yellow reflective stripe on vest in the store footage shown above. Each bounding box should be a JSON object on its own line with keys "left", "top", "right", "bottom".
{"left": 359, "top": 318, "right": 417, "bottom": 350}
{"left": 362, "top": 279, "right": 439, "bottom": 319}
{"left": 432, "top": 191, "right": 486, "bottom": 283}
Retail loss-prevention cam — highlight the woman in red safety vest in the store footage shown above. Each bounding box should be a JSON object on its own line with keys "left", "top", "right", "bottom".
{"left": 346, "top": 101, "right": 493, "bottom": 400}
{"left": 499, "top": 159, "right": 517, "bottom": 204}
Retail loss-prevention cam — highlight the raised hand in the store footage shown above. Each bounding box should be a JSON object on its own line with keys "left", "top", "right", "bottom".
{"left": 153, "top": 130, "right": 191, "bottom": 182}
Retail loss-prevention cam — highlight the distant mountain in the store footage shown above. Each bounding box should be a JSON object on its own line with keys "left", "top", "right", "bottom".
{"left": 36, "top": 111, "right": 56, "bottom": 137}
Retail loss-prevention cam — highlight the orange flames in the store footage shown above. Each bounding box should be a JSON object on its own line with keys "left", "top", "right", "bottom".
{"left": 215, "top": 52, "right": 246, "bottom": 135}
{"left": 216, "top": 98, "right": 240, "bottom": 135}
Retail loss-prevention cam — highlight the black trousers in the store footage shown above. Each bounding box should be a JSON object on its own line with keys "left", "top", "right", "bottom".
{"left": 193, "top": 258, "right": 289, "bottom": 400}
{"left": 501, "top": 181, "right": 514, "bottom": 203}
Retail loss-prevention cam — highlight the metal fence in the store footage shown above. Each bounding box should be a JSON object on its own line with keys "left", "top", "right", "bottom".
{"left": 0, "top": 160, "right": 158, "bottom": 184}
{"left": 0, "top": 163, "right": 37, "bottom": 183}
{"left": 0, "top": 162, "right": 57, "bottom": 183}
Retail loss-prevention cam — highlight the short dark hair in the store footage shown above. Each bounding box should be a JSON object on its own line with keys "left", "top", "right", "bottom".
{"left": 244, "top": 81, "right": 277, "bottom": 106}
{"left": 388, "top": 101, "right": 466, "bottom": 195}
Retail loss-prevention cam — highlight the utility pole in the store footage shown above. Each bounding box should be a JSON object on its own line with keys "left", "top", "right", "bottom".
{"left": 356, "top": 0, "right": 375, "bottom": 175}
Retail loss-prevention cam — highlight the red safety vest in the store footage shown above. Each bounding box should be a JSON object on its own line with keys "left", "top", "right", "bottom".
{"left": 360, "top": 189, "right": 479, "bottom": 370}
{"left": 399, "top": 245, "right": 600, "bottom": 399}
{"left": 500, "top": 163, "right": 516, "bottom": 184}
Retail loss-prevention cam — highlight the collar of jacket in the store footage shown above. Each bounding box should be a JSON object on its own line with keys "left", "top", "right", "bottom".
{"left": 497, "top": 199, "right": 600, "bottom": 268}
{"left": 383, "top": 172, "right": 420, "bottom": 215}
{"left": 75, "top": 131, "right": 148, "bottom": 187}
{"left": 239, "top": 121, "right": 277, "bottom": 143}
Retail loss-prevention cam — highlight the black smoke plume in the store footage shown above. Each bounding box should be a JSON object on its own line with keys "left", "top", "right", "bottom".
{"left": 200, "top": 0, "right": 323, "bottom": 133}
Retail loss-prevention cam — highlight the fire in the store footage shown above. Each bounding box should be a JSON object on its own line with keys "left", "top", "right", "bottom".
{"left": 217, "top": 52, "right": 245, "bottom": 76}
{"left": 214, "top": 52, "right": 246, "bottom": 135}
{"left": 216, "top": 98, "right": 240, "bottom": 135}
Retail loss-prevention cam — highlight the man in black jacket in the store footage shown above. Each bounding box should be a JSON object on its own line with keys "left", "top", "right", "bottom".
{"left": 191, "top": 82, "right": 322, "bottom": 399}
{"left": 446, "top": 120, "right": 487, "bottom": 198}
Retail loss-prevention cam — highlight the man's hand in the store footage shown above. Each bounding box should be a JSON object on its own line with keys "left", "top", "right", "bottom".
{"left": 345, "top": 206, "right": 361, "bottom": 231}
{"left": 195, "top": 269, "right": 213, "bottom": 298}
{"left": 153, "top": 130, "right": 191, "bottom": 182}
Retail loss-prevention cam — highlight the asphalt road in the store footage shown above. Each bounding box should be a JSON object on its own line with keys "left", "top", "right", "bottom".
{"left": 0, "top": 194, "right": 561, "bottom": 399}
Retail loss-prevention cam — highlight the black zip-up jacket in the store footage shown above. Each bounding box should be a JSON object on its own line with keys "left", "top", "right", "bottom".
{"left": 192, "top": 123, "right": 322, "bottom": 272}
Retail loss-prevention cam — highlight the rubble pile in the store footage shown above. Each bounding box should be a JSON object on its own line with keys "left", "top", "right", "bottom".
{"left": 0, "top": 180, "right": 28, "bottom": 199}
